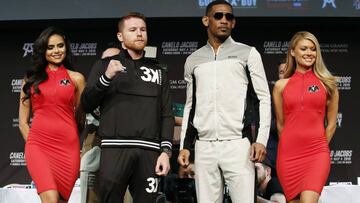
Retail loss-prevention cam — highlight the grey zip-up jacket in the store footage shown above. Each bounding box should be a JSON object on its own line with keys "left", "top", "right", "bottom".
{"left": 180, "top": 37, "right": 271, "bottom": 150}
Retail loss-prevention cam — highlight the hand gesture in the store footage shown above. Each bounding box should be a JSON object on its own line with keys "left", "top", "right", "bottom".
{"left": 105, "top": 59, "right": 126, "bottom": 79}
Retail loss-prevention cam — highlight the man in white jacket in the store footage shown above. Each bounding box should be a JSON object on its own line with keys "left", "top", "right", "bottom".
{"left": 177, "top": 1, "right": 271, "bottom": 202}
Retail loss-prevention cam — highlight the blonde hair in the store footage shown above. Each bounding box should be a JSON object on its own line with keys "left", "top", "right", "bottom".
{"left": 284, "top": 31, "right": 338, "bottom": 96}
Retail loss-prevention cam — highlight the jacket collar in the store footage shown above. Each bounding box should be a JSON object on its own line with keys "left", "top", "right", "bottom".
{"left": 119, "top": 46, "right": 145, "bottom": 60}
{"left": 206, "top": 36, "right": 234, "bottom": 50}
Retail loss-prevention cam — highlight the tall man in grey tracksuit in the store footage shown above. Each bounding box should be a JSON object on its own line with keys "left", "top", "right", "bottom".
{"left": 177, "top": 1, "right": 271, "bottom": 202}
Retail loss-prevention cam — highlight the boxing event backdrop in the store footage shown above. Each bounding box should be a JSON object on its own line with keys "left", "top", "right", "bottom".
{"left": 0, "top": 17, "right": 359, "bottom": 186}
{"left": 1, "top": 0, "right": 359, "bottom": 19}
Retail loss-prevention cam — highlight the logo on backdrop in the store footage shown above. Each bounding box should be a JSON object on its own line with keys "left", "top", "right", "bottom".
{"left": 11, "top": 79, "right": 23, "bottom": 93}
{"left": 22, "top": 42, "right": 97, "bottom": 57}
{"left": 354, "top": 0, "right": 360, "bottom": 10}
{"left": 70, "top": 43, "right": 97, "bottom": 56}
{"left": 263, "top": 41, "right": 289, "bottom": 54}
{"left": 169, "top": 79, "right": 187, "bottom": 90}
{"left": 266, "top": 0, "right": 309, "bottom": 10}
{"left": 161, "top": 41, "right": 198, "bottom": 55}
{"left": 330, "top": 150, "right": 352, "bottom": 164}
{"left": 198, "top": 0, "right": 257, "bottom": 8}
{"left": 13, "top": 117, "right": 19, "bottom": 128}
{"left": 13, "top": 117, "right": 32, "bottom": 128}
{"left": 9, "top": 152, "right": 26, "bottom": 166}
{"left": 23, "top": 43, "right": 34, "bottom": 57}
{"left": 322, "top": 0, "right": 336, "bottom": 8}
{"left": 320, "top": 43, "right": 348, "bottom": 53}
{"left": 337, "top": 76, "right": 352, "bottom": 90}
{"left": 336, "top": 112, "right": 342, "bottom": 128}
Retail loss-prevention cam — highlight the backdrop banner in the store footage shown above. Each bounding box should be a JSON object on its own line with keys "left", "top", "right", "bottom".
{"left": 0, "top": 17, "right": 359, "bottom": 186}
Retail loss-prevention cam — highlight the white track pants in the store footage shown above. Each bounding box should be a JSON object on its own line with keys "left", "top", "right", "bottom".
{"left": 194, "top": 138, "right": 255, "bottom": 203}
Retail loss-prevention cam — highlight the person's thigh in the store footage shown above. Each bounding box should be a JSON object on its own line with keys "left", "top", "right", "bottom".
{"left": 129, "top": 149, "right": 161, "bottom": 203}
{"left": 195, "top": 140, "right": 224, "bottom": 203}
{"left": 99, "top": 148, "right": 136, "bottom": 203}
{"left": 220, "top": 139, "right": 255, "bottom": 203}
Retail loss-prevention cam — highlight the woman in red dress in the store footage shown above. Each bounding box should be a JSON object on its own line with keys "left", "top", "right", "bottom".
{"left": 273, "top": 31, "right": 339, "bottom": 203}
{"left": 18, "top": 26, "right": 85, "bottom": 203}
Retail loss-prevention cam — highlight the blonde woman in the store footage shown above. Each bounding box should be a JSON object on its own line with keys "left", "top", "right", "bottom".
{"left": 273, "top": 31, "right": 339, "bottom": 203}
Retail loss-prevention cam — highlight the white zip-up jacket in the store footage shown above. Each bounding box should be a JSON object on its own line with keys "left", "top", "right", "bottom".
{"left": 180, "top": 37, "right": 271, "bottom": 150}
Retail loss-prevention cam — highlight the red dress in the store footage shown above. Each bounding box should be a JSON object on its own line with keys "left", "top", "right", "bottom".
{"left": 25, "top": 66, "right": 80, "bottom": 200}
{"left": 276, "top": 70, "right": 330, "bottom": 200}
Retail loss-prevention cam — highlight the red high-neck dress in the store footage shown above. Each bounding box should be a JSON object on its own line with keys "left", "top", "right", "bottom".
{"left": 25, "top": 66, "right": 80, "bottom": 200}
{"left": 276, "top": 70, "right": 330, "bottom": 200}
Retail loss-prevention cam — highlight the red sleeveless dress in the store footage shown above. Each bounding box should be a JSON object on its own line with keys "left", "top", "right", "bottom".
{"left": 25, "top": 66, "right": 80, "bottom": 200}
{"left": 276, "top": 70, "right": 330, "bottom": 200}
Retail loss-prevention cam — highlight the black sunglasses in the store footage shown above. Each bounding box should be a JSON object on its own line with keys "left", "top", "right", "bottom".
{"left": 213, "top": 12, "right": 235, "bottom": 21}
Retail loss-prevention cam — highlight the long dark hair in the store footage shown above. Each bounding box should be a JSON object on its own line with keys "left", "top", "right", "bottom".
{"left": 22, "top": 26, "right": 74, "bottom": 101}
